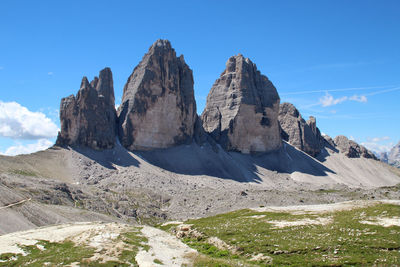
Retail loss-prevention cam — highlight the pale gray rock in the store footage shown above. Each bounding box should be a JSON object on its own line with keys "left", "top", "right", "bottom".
{"left": 118, "top": 39, "right": 196, "bottom": 151}
{"left": 334, "top": 135, "right": 377, "bottom": 159}
{"left": 388, "top": 141, "right": 400, "bottom": 167}
{"left": 379, "top": 152, "right": 389, "bottom": 163}
{"left": 56, "top": 68, "right": 117, "bottom": 150}
{"left": 278, "top": 103, "right": 323, "bottom": 157}
{"left": 201, "top": 54, "right": 281, "bottom": 153}
{"left": 322, "top": 134, "right": 336, "bottom": 150}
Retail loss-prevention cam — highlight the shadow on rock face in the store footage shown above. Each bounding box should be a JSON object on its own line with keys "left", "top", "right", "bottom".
{"left": 136, "top": 141, "right": 335, "bottom": 183}
{"left": 247, "top": 142, "right": 336, "bottom": 177}
{"left": 69, "top": 142, "right": 140, "bottom": 169}
{"left": 64, "top": 140, "right": 335, "bottom": 182}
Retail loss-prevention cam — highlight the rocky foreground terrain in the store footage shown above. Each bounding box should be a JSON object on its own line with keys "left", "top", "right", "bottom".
{"left": 0, "top": 39, "right": 399, "bottom": 266}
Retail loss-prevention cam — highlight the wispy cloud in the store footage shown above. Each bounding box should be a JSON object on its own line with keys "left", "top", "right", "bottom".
{"left": 319, "top": 92, "right": 367, "bottom": 107}
{"left": 295, "top": 85, "right": 400, "bottom": 110}
{"left": 368, "top": 136, "right": 390, "bottom": 142}
{"left": 361, "top": 136, "right": 394, "bottom": 154}
{"left": 365, "top": 86, "right": 400, "bottom": 96}
{"left": 281, "top": 85, "right": 397, "bottom": 96}
{"left": 0, "top": 66, "right": 4, "bottom": 70}
{"left": 48, "top": 72, "right": 54, "bottom": 76}
{"left": 361, "top": 141, "right": 394, "bottom": 154}
{"left": 349, "top": 95, "right": 367, "bottom": 102}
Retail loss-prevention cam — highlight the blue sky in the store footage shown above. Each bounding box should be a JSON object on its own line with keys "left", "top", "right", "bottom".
{"left": 1, "top": 0, "right": 399, "bottom": 155}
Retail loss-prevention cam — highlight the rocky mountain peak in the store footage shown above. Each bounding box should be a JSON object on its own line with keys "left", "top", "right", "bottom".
{"left": 201, "top": 54, "right": 281, "bottom": 153}
{"left": 334, "top": 135, "right": 377, "bottom": 160}
{"left": 118, "top": 40, "right": 197, "bottom": 151}
{"left": 151, "top": 39, "right": 173, "bottom": 50}
{"left": 56, "top": 67, "right": 117, "bottom": 150}
{"left": 278, "top": 102, "right": 324, "bottom": 157}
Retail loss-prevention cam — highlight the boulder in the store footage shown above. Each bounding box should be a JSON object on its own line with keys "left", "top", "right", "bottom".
{"left": 278, "top": 102, "right": 323, "bottom": 157}
{"left": 56, "top": 68, "right": 117, "bottom": 150}
{"left": 334, "top": 135, "right": 377, "bottom": 159}
{"left": 201, "top": 54, "right": 281, "bottom": 153}
{"left": 118, "top": 39, "right": 197, "bottom": 151}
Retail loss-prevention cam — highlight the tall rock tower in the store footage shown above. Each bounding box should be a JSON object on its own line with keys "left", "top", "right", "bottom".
{"left": 201, "top": 54, "right": 281, "bottom": 153}
{"left": 56, "top": 67, "right": 117, "bottom": 149}
{"left": 278, "top": 102, "right": 324, "bottom": 157}
{"left": 118, "top": 40, "right": 197, "bottom": 151}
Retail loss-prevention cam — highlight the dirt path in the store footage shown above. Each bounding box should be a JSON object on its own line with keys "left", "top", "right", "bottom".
{"left": 135, "top": 225, "right": 197, "bottom": 267}
{"left": 0, "top": 198, "right": 31, "bottom": 210}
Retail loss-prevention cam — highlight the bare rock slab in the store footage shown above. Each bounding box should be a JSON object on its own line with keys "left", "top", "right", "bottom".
{"left": 118, "top": 39, "right": 197, "bottom": 151}
{"left": 201, "top": 54, "right": 281, "bottom": 153}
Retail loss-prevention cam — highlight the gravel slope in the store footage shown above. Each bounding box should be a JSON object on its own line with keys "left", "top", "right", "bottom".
{"left": 0, "top": 141, "right": 399, "bottom": 234}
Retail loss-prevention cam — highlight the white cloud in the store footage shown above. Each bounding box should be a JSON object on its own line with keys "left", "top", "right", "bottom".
{"left": 1, "top": 139, "right": 53, "bottom": 156}
{"left": 0, "top": 101, "right": 59, "bottom": 139}
{"left": 361, "top": 136, "right": 393, "bottom": 154}
{"left": 349, "top": 95, "right": 367, "bottom": 103}
{"left": 319, "top": 93, "right": 347, "bottom": 107}
{"left": 368, "top": 136, "right": 390, "bottom": 142}
{"left": 361, "top": 142, "right": 393, "bottom": 154}
{"left": 48, "top": 72, "right": 53, "bottom": 75}
{"left": 0, "top": 66, "right": 4, "bottom": 70}
{"left": 319, "top": 92, "right": 368, "bottom": 107}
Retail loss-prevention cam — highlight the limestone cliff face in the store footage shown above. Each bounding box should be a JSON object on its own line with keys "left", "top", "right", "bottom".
{"left": 56, "top": 68, "right": 117, "bottom": 149}
{"left": 201, "top": 54, "right": 281, "bottom": 153}
{"left": 118, "top": 40, "right": 197, "bottom": 151}
{"left": 278, "top": 102, "right": 324, "bottom": 157}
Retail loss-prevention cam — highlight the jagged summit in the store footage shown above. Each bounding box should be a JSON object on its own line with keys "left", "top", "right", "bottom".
{"left": 118, "top": 39, "right": 197, "bottom": 151}
{"left": 56, "top": 67, "right": 117, "bottom": 150}
{"left": 151, "top": 39, "right": 173, "bottom": 50}
{"left": 334, "top": 135, "right": 377, "bottom": 159}
{"left": 279, "top": 102, "right": 324, "bottom": 157}
{"left": 201, "top": 54, "right": 281, "bottom": 153}
{"left": 54, "top": 40, "right": 385, "bottom": 165}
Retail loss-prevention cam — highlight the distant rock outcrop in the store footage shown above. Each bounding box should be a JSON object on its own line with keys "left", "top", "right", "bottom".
{"left": 56, "top": 68, "right": 117, "bottom": 150}
{"left": 278, "top": 102, "right": 323, "bottom": 157}
{"left": 201, "top": 54, "right": 281, "bottom": 153}
{"left": 388, "top": 141, "right": 400, "bottom": 167}
{"left": 334, "top": 135, "right": 377, "bottom": 160}
{"left": 118, "top": 40, "right": 197, "bottom": 151}
{"left": 379, "top": 152, "right": 389, "bottom": 163}
{"left": 322, "top": 134, "right": 337, "bottom": 150}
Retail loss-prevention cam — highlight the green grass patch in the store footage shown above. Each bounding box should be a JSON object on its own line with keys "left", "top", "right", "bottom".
{"left": 153, "top": 258, "right": 163, "bottom": 264}
{"left": 116, "top": 227, "right": 149, "bottom": 266}
{"left": 181, "top": 203, "right": 400, "bottom": 266}
{"left": 0, "top": 240, "right": 96, "bottom": 267}
{"left": 0, "top": 227, "right": 149, "bottom": 267}
{"left": 9, "top": 169, "right": 37, "bottom": 177}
